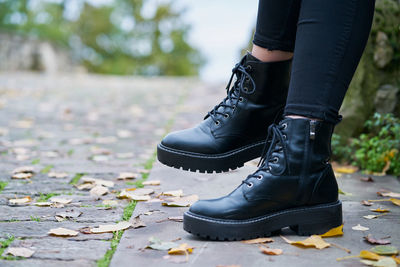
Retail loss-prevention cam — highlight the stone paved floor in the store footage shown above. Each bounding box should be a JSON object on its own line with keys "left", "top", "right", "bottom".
{"left": 1, "top": 73, "right": 399, "bottom": 267}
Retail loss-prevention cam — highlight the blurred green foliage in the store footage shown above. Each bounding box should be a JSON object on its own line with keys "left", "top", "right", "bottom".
{"left": 332, "top": 113, "right": 400, "bottom": 176}
{"left": 0, "top": 0, "right": 204, "bottom": 75}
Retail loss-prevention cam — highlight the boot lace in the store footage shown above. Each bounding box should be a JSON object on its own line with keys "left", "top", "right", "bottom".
{"left": 242, "top": 123, "right": 288, "bottom": 187}
{"left": 205, "top": 61, "right": 256, "bottom": 124}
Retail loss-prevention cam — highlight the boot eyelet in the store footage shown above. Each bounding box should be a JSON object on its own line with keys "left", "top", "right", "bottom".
{"left": 243, "top": 87, "right": 248, "bottom": 92}
{"left": 267, "top": 166, "right": 272, "bottom": 172}
{"left": 215, "top": 121, "right": 220, "bottom": 126}
{"left": 272, "top": 157, "right": 279, "bottom": 163}
{"left": 282, "top": 134, "right": 287, "bottom": 140}
{"left": 239, "top": 97, "right": 244, "bottom": 102}
{"left": 247, "top": 182, "right": 253, "bottom": 188}
{"left": 257, "top": 175, "right": 263, "bottom": 180}
{"left": 224, "top": 113, "right": 229, "bottom": 118}
{"left": 245, "top": 65, "right": 252, "bottom": 72}
{"left": 232, "top": 105, "right": 236, "bottom": 110}
{"left": 245, "top": 77, "right": 250, "bottom": 82}
{"left": 282, "top": 123, "right": 288, "bottom": 130}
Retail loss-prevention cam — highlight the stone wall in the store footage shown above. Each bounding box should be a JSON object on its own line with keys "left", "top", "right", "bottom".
{"left": 0, "top": 32, "right": 82, "bottom": 73}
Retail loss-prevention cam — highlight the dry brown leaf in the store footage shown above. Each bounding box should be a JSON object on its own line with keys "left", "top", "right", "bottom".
{"left": 168, "top": 216, "right": 183, "bottom": 222}
{"left": 259, "top": 246, "right": 283, "bottom": 255}
{"left": 118, "top": 190, "right": 151, "bottom": 201}
{"left": 5, "top": 247, "right": 35, "bottom": 258}
{"left": 9, "top": 196, "right": 32, "bottom": 205}
{"left": 50, "top": 197, "right": 72, "bottom": 204}
{"left": 117, "top": 172, "right": 138, "bottom": 180}
{"left": 371, "top": 208, "right": 390, "bottom": 213}
{"left": 133, "top": 188, "right": 154, "bottom": 196}
{"left": 364, "top": 234, "right": 391, "bottom": 245}
{"left": 48, "top": 227, "right": 79, "bottom": 237}
{"left": 162, "top": 190, "right": 184, "bottom": 197}
{"left": 81, "top": 177, "right": 114, "bottom": 187}
{"left": 11, "top": 173, "right": 33, "bottom": 179}
{"left": 168, "top": 243, "right": 194, "bottom": 255}
{"left": 360, "top": 176, "right": 374, "bottom": 182}
{"left": 319, "top": 224, "right": 343, "bottom": 237}
{"left": 76, "top": 183, "right": 95, "bottom": 190}
{"left": 90, "top": 185, "right": 109, "bottom": 198}
{"left": 90, "top": 221, "right": 131, "bottom": 233}
{"left": 130, "top": 215, "right": 146, "bottom": 229}
{"left": 281, "top": 235, "right": 330, "bottom": 249}
{"left": 142, "top": 180, "right": 161, "bottom": 186}
{"left": 352, "top": 224, "right": 369, "bottom": 231}
{"left": 242, "top": 237, "right": 274, "bottom": 244}
{"left": 161, "top": 195, "right": 199, "bottom": 207}
{"left": 362, "top": 200, "right": 373, "bottom": 206}
{"left": 48, "top": 172, "right": 68, "bottom": 179}
{"left": 34, "top": 202, "right": 52, "bottom": 207}
{"left": 12, "top": 166, "right": 35, "bottom": 174}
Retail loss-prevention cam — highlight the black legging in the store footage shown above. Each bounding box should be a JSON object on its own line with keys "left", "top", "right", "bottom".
{"left": 253, "top": 0, "right": 376, "bottom": 124}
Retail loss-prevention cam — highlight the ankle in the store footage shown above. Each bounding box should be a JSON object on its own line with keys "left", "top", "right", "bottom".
{"left": 251, "top": 45, "right": 293, "bottom": 62}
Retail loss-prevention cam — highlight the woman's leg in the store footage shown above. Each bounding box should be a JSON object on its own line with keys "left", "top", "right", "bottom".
{"left": 183, "top": 0, "right": 376, "bottom": 240}
{"left": 285, "top": 0, "right": 376, "bottom": 123}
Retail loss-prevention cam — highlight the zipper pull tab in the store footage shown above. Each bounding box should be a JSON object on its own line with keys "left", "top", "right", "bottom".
{"left": 310, "top": 120, "right": 316, "bottom": 140}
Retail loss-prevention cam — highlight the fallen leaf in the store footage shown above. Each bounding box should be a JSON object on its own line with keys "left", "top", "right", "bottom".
{"left": 81, "top": 177, "right": 114, "bottom": 187}
{"left": 133, "top": 188, "right": 154, "bottom": 196}
{"left": 90, "top": 221, "right": 131, "bottom": 233}
{"left": 168, "top": 216, "right": 183, "bottom": 222}
{"left": 168, "top": 243, "right": 194, "bottom": 255}
{"left": 34, "top": 202, "right": 52, "bottom": 207}
{"left": 352, "top": 224, "right": 369, "bottom": 231}
{"left": 281, "top": 235, "right": 330, "bottom": 249}
{"left": 11, "top": 173, "right": 33, "bottom": 179}
{"left": 361, "top": 176, "right": 374, "bottom": 182}
{"left": 334, "top": 166, "right": 358, "bottom": 174}
{"left": 9, "top": 196, "right": 32, "bottom": 205}
{"left": 118, "top": 190, "right": 151, "bottom": 201}
{"left": 90, "top": 185, "right": 109, "bottom": 199}
{"left": 76, "top": 183, "right": 95, "bottom": 191}
{"left": 392, "top": 256, "right": 400, "bottom": 264}
{"left": 371, "top": 208, "right": 390, "bottom": 213}
{"left": 50, "top": 197, "right": 72, "bottom": 204}
{"left": 362, "top": 200, "right": 373, "bottom": 206}
{"left": 48, "top": 172, "right": 68, "bottom": 179}
{"left": 130, "top": 215, "right": 146, "bottom": 229}
{"left": 364, "top": 215, "right": 379, "bottom": 219}
{"left": 117, "top": 172, "right": 138, "bottom": 180}
{"left": 362, "top": 257, "right": 397, "bottom": 267}
{"left": 146, "top": 237, "right": 177, "bottom": 251}
{"left": 338, "top": 188, "right": 353, "bottom": 196}
{"left": 5, "top": 247, "right": 35, "bottom": 258}
{"left": 161, "top": 195, "right": 199, "bottom": 207}
{"left": 364, "top": 235, "right": 391, "bottom": 245}
{"left": 259, "top": 246, "right": 283, "bottom": 255}
{"left": 320, "top": 224, "right": 343, "bottom": 237}
{"left": 162, "top": 190, "right": 184, "bottom": 197}
{"left": 48, "top": 227, "right": 79, "bottom": 237}
{"left": 360, "top": 250, "right": 382, "bottom": 260}
{"left": 242, "top": 237, "right": 274, "bottom": 244}
{"left": 55, "top": 210, "right": 82, "bottom": 221}
{"left": 142, "top": 180, "right": 161, "bottom": 186}
{"left": 102, "top": 200, "right": 118, "bottom": 206}
{"left": 371, "top": 245, "right": 399, "bottom": 256}
{"left": 117, "top": 130, "right": 132, "bottom": 138}
{"left": 12, "top": 166, "right": 35, "bottom": 174}
{"left": 116, "top": 152, "right": 134, "bottom": 159}
{"left": 390, "top": 198, "right": 400, "bottom": 206}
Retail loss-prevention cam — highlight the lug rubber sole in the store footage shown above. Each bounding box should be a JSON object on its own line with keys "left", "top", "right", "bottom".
{"left": 157, "top": 141, "right": 265, "bottom": 173}
{"left": 183, "top": 200, "right": 342, "bottom": 241}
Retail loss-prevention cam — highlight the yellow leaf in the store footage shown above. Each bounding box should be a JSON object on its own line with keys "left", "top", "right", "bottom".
{"left": 392, "top": 256, "right": 400, "bottom": 264}
{"left": 319, "top": 225, "right": 343, "bottom": 237}
{"left": 390, "top": 198, "right": 400, "bottom": 206}
{"left": 259, "top": 246, "right": 283, "bottom": 255}
{"left": 242, "top": 237, "right": 274, "bottom": 244}
{"left": 370, "top": 208, "right": 390, "bottom": 213}
{"left": 334, "top": 166, "right": 358, "bottom": 174}
{"left": 281, "top": 235, "right": 330, "bottom": 249}
{"left": 9, "top": 196, "right": 31, "bottom": 204}
{"left": 168, "top": 243, "right": 194, "bottom": 255}
{"left": 360, "top": 250, "right": 382, "bottom": 261}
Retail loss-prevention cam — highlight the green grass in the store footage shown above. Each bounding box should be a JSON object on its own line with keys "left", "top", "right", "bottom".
{"left": 36, "top": 192, "right": 59, "bottom": 202}
{"left": 30, "top": 216, "right": 40, "bottom": 222}
{"left": 40, "top": 164, "right": 54, "bottom": 174}
{"left": 96, "top": 201, "right": 137, "bottom": 267}
{"left": 70, "top": 173, "right": 85, "bottom": 185}
{"left": 0, "top": 181, "right": 8, "bottom": 193}
{"left": 67, "top": 149, "right": 74, "bottom": 156}
{"left": 31, "top": 158, "right": 40, "bottom": 165}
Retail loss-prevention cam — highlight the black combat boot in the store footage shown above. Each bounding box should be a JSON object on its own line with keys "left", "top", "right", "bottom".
{"left": 183, "top": 118, "right": 342, "bottom": 240}
{"left": 157, "top": 53, "right": 292, "bottom": 173}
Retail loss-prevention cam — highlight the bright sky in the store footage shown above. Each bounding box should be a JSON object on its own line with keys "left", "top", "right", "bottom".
{"left": 179, "top": 1, "right": 259, "bottom": 82}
